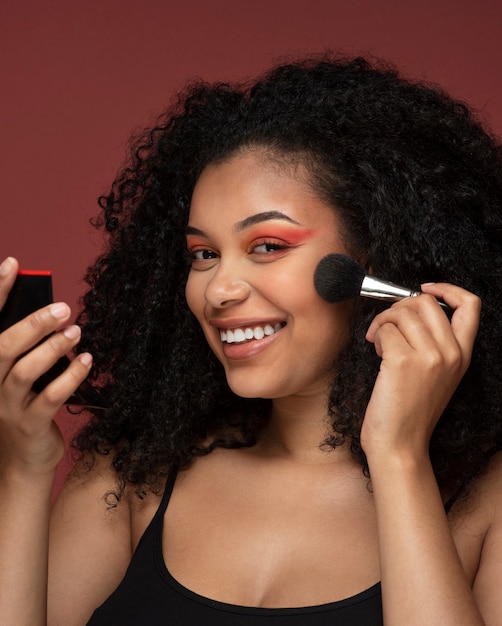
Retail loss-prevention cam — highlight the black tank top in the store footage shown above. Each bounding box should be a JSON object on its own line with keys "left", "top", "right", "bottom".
{"left": 87, "top": 471, "right": 383, "bottom": 625}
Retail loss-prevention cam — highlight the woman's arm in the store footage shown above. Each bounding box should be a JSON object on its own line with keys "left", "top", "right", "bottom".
{"left": 0, "top": 257, "right": 93, "bottom": 625}
{"left": 362, "top": 283, "right": 493, "bottom": 625}
{"left": 0, "top": 457, "right": 57, "bottom": 626}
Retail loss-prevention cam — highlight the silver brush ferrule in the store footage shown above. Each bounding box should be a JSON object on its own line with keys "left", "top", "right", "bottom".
{"left": 360, "top": 276, "right": 450, "bottom": 311}
{"left": 360, "top": 276, "right": 420, "bottom": 302}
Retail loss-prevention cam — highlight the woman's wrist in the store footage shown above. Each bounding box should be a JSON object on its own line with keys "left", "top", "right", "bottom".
{"left": 1, "top": 457, "right": 59, "bottom": 490}
{"left": 364, "top": 442, "right": 433, "bottom": 481}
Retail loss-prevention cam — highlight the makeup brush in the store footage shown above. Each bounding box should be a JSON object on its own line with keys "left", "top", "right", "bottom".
{"left": 314, "top": 253, "right": 449, "bottom": 310}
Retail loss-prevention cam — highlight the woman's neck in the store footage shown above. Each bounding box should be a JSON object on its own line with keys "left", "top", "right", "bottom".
{"left": 256, "top": 392, "right": 349, "bottom": 466}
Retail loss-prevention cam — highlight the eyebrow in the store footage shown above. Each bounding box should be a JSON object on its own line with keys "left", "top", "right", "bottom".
{"left": 234, "top": 211, "right": 301, "bottom": 232}
{"left": 186, "top": 211, "right": 301, "bottom": 237}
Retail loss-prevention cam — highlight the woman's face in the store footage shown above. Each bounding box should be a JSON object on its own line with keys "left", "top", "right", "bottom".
{"left": 185, "top": 150, "right": 354, "bottom": 400}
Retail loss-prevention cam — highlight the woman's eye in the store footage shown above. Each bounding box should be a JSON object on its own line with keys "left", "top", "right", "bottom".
{"left": 192, "top": 249, "right": 218, "bottom": 261}
{"left": 252, "top": 241, "right": 288, "bottom": 254}
{"left": 188, "top": 248, "right": 220, "bottom": 269}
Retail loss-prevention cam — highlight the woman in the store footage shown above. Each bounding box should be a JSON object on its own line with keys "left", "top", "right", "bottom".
{"left": 1, "top": 56, "right": 501, "bottom": 625}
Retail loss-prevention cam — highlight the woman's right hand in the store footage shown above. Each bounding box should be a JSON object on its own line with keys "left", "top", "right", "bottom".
{"left": 0, "top": 257, "right": 93, "bottom": 477}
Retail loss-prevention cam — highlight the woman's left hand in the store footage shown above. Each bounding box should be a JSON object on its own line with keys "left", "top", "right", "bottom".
{"left": 360, "top": 283, "right": 481, "bottom": 460}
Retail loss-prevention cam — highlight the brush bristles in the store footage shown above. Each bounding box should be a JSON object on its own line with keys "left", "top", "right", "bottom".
{"left": 314, "top": 254, "right": 366, "bottom": 303}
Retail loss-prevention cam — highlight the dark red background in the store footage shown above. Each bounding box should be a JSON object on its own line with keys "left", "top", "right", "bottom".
{"left": 2, "top": 0, "right": 501, "bottom": 495}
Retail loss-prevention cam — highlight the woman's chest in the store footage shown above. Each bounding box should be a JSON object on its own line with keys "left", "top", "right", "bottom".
{"left": 160, "top": 465, "right": 381, "bottom": 607}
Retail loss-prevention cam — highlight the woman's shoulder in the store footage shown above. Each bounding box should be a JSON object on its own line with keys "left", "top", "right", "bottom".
{"left": 53, "top": 452, "right": 168, "bottom": 547}
{"left": 48, "top": 454, "right": 135, "bottom": 625}
{"left": 56, "top": 452, "right": 131, "bottom": 513}
{"left": 449, "top": 451, "right": 502, "bottom": 584}
{"left": 457, "top": 451, "right": 502, "bottom": 618}
{"left": 451, "top": 451, "right": 502, "bottom": 528}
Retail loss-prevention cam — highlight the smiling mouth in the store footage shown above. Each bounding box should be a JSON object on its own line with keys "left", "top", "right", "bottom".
{"left": 219, "top": 322, "right": 285, "bottom": 344}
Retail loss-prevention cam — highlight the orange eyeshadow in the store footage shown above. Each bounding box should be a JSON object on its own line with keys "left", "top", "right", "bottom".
{"left": 246, "top": 226, "right": 317, "bottom": 244}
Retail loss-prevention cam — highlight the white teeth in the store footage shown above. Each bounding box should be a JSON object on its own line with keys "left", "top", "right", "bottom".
{"left": 233, "top": 328, "right": 246, "bottom": 342}
{"left": 220, "top": 323, "right": 284, "bottom": 344}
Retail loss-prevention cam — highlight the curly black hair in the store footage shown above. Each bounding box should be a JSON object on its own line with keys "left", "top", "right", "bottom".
{"left": 73, "top": 55, "right": 502, "bottom": 503}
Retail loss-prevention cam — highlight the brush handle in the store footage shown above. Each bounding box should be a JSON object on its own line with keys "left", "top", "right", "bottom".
{"left": 361, "top": 276, "right": 450, "bottom": 310}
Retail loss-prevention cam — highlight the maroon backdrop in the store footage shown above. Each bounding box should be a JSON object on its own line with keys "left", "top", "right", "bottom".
{"left": 2, "top": 0, "right": 502, "bottom": 496}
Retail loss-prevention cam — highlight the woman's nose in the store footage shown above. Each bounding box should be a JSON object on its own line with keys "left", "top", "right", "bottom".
{"left": 205, "top": 263, "right": 251, "bottom": 308}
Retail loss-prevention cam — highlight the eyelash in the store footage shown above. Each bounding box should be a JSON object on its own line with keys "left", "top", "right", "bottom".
{"left": 190, "top": 249, "right": 219, "bottom": 261}
{"left": 251, "top": 238, "right": 289, "bottom": 255}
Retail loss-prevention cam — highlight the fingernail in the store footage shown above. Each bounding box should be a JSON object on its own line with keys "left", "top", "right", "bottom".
{"left": 0, "top": 257, "right": 14, "bottom": 277}
{"left": 79, "top": 352, "right": 93, "bottom": 367}
{"left": 63, "top": 325, "right": 81, "bottom": 340}
{"left": 50, "top": 302, "right": 70, "bottom": 319}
